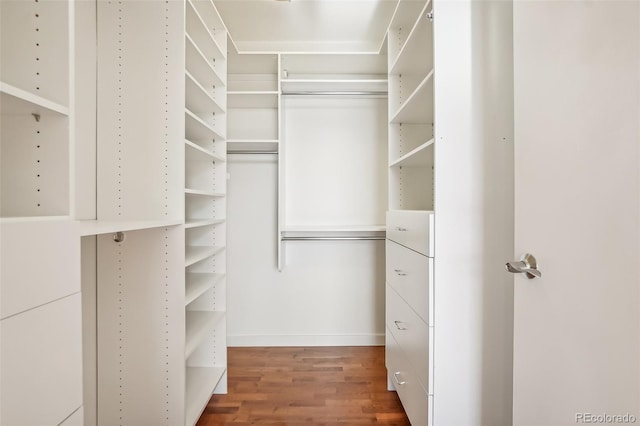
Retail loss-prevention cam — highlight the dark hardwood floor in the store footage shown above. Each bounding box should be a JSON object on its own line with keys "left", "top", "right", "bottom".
{"left": 196, "top": 346, "right": 410, "bottom": 425}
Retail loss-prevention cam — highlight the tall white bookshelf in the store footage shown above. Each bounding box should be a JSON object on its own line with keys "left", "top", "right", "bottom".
{"left": 92, "top": 1, "right": 229, "bottom": 425}
{"left": 0, "top": 1, "right": 85, "bottom": 425}
{"left": 184, "top": 1, "right": 229, "bottom": 425}
{"left": 385, "top": 1, "right": 435, "bottom": 425}
{"left": 227, "top": 46, "right": 279, "bottom": 154}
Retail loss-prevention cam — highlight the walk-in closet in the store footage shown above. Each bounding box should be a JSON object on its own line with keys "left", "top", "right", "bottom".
{"left": 5, "top": 0, "right": 638, "bottom": 425}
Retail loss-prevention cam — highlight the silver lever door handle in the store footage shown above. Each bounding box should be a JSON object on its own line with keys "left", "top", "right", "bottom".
{"left": 506, "top": 253, "right": 541, "bottom": 279}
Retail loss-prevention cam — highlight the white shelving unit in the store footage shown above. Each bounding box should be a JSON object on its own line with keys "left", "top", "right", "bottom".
{"left": 0, "top": 1, "right": 84, "bottom": 425}
{"left": 0, "top": 0, "right": 71, "bottom": 219}
{"left": 184, "top": 2, "right": 228, "bottom": 425}
{"left": 227, "top": 47, "right": 279, "bottom": 154}
{"left": 385, "top": 1, "right": 434, "bottom": 425}
{"left": 278, "top": 52, "right": 388, "bottom": 269}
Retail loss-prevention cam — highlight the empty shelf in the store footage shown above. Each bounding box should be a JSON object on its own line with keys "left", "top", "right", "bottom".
{"left": 185, "top": 310, "right": 225, "bottom": 358}
{"left": 77, "top": 219, "right": 182, "bottom": 236}
{"left": 389, "top": 139, "right": 434, "bottom": 168}
{"left": 186, "top": 273, "right": 225, "bottom": 306}
{"left": 1, "top": 82, "right": 69, "bottom": 116}
{"left": 390, "top": 70, "right": 434, "bottom": 124}
{"left": 227, "top": 140, "right": 279, "bottom": 153}
{"left": 185, "top": 188, "right": 225, "bottom": 197}
{"left": 185, "top": 245, "right": 225, "bottom": 267}
{"left": 185, "top": 139, "right": 226, "bottom": 163}
{"left": 185, "top": 366, "right": 226, "bottom": 426}
{"left": 185, "top": 0, "right": 225, "bottom": 61}
{"left": 185, "top": 109, "right": 225, "bottom": 142}
{"left": 185, "top": 218, "right": 226, "bottom": 229}
{"left": 281, "top": 79, "right": 387, "bottom": 94}
{"left": 186, "top": 71, "right": 225, "bottom": 115}
{"left": 227, "top": 91, "right": 278, "bottom": 108}
{"left": 389, "top": 6, "right": 433, "bottom": 76}
{"left": 185, "top": 34, "right": 225, "bottom": 90}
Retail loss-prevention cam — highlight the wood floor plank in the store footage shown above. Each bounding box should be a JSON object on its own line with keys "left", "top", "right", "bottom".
{"left": 196, "top": 346, "right": 410, "bottom": 425}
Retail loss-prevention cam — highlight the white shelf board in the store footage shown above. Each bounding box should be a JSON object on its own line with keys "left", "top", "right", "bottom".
{"left": 185, "top": 245, "right": 225, "bottom": 267}
{"left": 282, "top": 225, "right": 386, "bottom": 233}
{"left": 0, "top": 82, "right": 69, "bottom": 116}
{"left": 227, "top": 91, "right": 278, "bottom": 108}
{"left": 390, "top": 70, "right": 434, "bottom": 124}
{"left": 389, "top": 5, "right": 433, "bottom": 76}
{"left": 185, "top": 34, "right": 225, "bottom": 89}
{"left": 227, "top": 73, "right": 278, "bottom": 92}
{"left": 227, "top": 140, "right": 278, "bottom": 153}
{"left": 185, "top": 0, "right": 225, "bottom": 61}
{"left": 389, "top": 0, "right": 429, "bottom": 35}
{"left": 0, "top": 216, "right": 71, "bottom": 224}
{"left": 281, "top": 79, "right": 387, "bottom": 94}
{"left": 185, "top": 188, "right": 226, "bottom": 198}
{"left": 185, "top": 311, "right": 225, "bottom": 358}
{"left": 390, "top": 139, "right": 435, "bottom": 168}
{"left": 186, "top": 71, "right": 225, "bottom": 115}
{"left": 185, "top": 218, "right": 226, "bottom": 229}
{"left": 186, "top": 273, "right": 225, "bottom": 306}
{"left": 77, "top": 219, "right": 182, "bottom": 236}
{"left": 185, "top": 109, "right": 225, "bottom": 142}
{"left": 185, "top": 139, "right": 226, "bottom": 163}
{"left": 185, "top": 366, "right": 226, "bottom": 426}
{"left": 281, "top": 225, "right": 386, "bottom": 239}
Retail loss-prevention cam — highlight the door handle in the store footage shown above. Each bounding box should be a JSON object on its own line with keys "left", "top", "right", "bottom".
{"left": 393, "top": 372, "right": 406, "bottom": 386}
{"left": 394, "top": 269, "right": 407, "bottom": 276}
{"left": 506, "top": 253, "right": 541, "bottom": 279}
{"left": 394, "top": 320, "right": 408, "bottom": 330}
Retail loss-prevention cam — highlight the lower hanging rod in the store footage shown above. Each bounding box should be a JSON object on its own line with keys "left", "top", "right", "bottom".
{"left": 281, "top": 236, "right": 385, "bottom": 241}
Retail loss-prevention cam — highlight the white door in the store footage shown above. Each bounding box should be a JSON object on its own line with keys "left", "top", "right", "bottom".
{"left": 512, "top": 2, "right": 640, "bottom": 425}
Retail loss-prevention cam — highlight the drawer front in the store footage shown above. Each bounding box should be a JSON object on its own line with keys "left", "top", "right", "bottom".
{"left": 386, "top": 328, "right": 429, "bottom": 426}
{"left": 0, "top": 220, "right": 81, "bottom": 319}
{"left": 1, "top": 294, "right": 83, "bottom": 426}
{"left": 386, "top": 284, "right": 429, "bottom": 390}
{"left": 59, "top": 408, "right": 83, "bottom": 426}
{"left": 386, "top": 240, "right": 432, "bottom": 324}
{"left": 386, "top": 210, "right": 434, "bottom": 257}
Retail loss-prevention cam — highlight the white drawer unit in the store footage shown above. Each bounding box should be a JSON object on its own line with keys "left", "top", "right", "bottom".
{"left": 0, "top": 219, "right": 81, "bottom": 319}
{"left": 386, "top": 239, "right": 432, "bottom": 325}
{"left": 386, "top": 327, "right": 428, "bottom": 426}
{"left": 386, "top": 284, "right": 430, "bottom": 391}
{"left": 0, "top": 294, "right": 83, "bottom": 426}
{"left": 386, "top": 210, "right": 434, "bottom": 257}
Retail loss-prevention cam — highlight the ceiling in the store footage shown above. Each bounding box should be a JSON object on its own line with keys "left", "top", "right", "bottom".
{"left": 213, "top": 0, "right": 398, "bottom": 54}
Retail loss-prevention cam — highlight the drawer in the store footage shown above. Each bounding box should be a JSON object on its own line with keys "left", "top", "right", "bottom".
{"left": 59, "top": 407, "right": 83, "bottom": 426}
{"left": 0, "top": 219, "right": 81, "bottom": 319}
{"left": 386, "top": 210, "right": 434, "bottom": 257}
{"left": 386, "top": 284, "right": 429, "bottom": 390}
{"left": 386, "top": 240, "right": 432, "bottom": 324}
{"left": 1, "top": 294, "right": 83, "bottom": 426}
{"left": 386, "top": 328, "right": 429, "bottom": 426}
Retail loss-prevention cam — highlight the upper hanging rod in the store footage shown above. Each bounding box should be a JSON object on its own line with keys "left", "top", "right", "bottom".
{"left": 227, "top": 151, "right": 278, "bottom": 155}
{"left": 281, "top": 91, "right": 387, "bottom": 97}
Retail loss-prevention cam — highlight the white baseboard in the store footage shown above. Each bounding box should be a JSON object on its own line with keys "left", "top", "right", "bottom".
{"left": 227, "top": 333, "right": 385, "bottom": 347}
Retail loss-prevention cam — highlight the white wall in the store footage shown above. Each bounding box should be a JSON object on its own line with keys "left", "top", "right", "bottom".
{"left": 433, "top": 1, "right": 514, "bottom": 425}
{"left": 226, "top": 155, "right": 386, "bottom": 346}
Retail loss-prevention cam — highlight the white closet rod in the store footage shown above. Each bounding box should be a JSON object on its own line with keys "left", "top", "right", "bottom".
{"left": 281, "top": 236, "right": 385, "bottom": 241}
{"left": 227, "top": 151, "right": 278, "bottom": 155}
{"left": 281, "top": 91, "right": 387, "bottom": 97}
